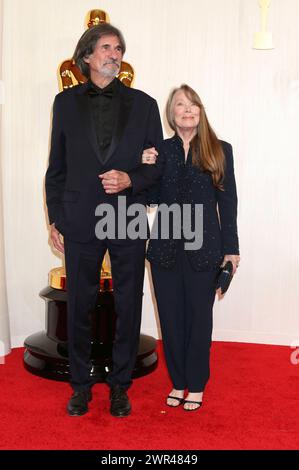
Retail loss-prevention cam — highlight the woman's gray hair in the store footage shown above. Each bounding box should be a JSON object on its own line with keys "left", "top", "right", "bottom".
{"left": 73, "top": 23, "right": 126, "bottom": 78}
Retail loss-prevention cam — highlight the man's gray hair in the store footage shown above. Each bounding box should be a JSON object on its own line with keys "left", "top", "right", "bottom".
{"left": 73, "top": 23, "right": 126, "bottom": 78}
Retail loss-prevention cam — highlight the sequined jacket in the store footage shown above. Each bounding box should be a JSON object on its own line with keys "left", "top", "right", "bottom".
{"left": 146, "top": 135, "right": 239, "bottom": 271}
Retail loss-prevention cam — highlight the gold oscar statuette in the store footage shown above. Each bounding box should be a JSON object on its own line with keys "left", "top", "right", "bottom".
{"left": 253, "top": 0, "right": 274, "bottom": 50}
{"left": 52, "top": 8, "right": 136, "bottom": 289}
{"left": 58, "top": 9, "right": 134, "bottom": 90}
{"left": 49, "top": 254, "right": 112, "bottom": 292}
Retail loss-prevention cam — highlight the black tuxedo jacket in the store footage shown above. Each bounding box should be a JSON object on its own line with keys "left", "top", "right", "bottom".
{"left": 45, "top": 79, "right": 163, "bottom": 242}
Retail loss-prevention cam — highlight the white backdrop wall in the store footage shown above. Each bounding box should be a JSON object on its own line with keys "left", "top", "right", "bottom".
{"left": 0, "top": 0, "right": 10, "bottom": 356}
{"left": 1, "top": 0, "right": 298, "bottom": 348}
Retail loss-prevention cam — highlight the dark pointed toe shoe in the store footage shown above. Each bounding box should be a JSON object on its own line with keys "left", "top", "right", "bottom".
{"left": 110, "top": 385, "right": 131, "bottom": 417}
{"left": 67, "top": 389, "right": 92, "bottom": 416}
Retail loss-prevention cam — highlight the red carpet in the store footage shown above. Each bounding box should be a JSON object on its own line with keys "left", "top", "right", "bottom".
{"left": 0, "top": 341, "right": 298, "bottom": 450}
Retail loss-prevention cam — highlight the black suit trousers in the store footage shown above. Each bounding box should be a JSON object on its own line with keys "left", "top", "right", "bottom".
{"left": 151, "top": 243, "right": 217, "bottom": 392}
{"left": 64, "top": 236, "right": 146, "bottom": 392}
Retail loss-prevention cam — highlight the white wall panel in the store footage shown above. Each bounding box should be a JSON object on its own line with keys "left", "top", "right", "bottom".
{"left": 0, "top": 0, "right": 10, "bottom": 355}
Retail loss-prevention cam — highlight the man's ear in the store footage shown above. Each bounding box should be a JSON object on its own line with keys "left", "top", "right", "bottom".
{"left": 83, "top": 55, "right": 90, "bottom": 64}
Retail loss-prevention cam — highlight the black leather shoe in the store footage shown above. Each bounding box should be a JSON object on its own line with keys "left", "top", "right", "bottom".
{"left": 67, "top": 389, "right": 92, "bottom": 416}
{"left": 110, "top": 385, "right": 131, "bottom": 417}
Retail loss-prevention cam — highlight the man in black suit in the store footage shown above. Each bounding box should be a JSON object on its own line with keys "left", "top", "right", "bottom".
{"left": 45, "top": 23, "right": 163, "bottom": 417}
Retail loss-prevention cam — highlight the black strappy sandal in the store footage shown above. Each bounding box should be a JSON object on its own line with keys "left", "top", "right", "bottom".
{"left": 183, "top": 400, "right": 202, "bottom": 411}
{"left": 166, "top": 395, "right": 185, "bottom": 407}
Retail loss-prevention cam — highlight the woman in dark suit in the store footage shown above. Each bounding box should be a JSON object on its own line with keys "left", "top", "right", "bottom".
{"left": 143, "top": 84, "right": 240, "bottom": 411}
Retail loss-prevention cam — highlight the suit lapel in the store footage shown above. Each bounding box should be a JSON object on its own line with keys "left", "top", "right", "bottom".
{"left": 103, "top": 80, "right": 134, "bottom": 164}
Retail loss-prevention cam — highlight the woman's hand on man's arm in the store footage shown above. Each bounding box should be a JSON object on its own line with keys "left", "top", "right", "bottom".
{"left": 142, "top": 147, "right": 158, "bottom": 164}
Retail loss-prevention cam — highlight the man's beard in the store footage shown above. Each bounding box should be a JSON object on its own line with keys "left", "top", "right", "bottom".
{"left": 100, "top": 62, "right": 120, "bottom": 78}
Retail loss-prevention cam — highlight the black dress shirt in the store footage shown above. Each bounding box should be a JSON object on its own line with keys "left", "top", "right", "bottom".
{"left": 87, "top": 78, "right": 118, "bottom": 159}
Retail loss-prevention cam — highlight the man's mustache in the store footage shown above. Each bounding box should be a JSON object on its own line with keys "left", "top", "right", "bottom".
{"left": 104, "top": 60, "right": 120, "bottom": 66}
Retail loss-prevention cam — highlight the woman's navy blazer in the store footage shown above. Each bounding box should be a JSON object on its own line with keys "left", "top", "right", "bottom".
{"left": 146, "top": 135, "right": 239, "bottom": 271}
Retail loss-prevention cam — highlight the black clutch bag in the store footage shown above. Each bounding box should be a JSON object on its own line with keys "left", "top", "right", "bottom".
{"left": 216, "top": 261, "right": 234, "bottom": 295}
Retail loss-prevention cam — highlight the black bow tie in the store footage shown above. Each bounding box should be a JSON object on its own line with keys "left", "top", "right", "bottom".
{"left": 88, "top": 82, "right": 114, "bottom": 99}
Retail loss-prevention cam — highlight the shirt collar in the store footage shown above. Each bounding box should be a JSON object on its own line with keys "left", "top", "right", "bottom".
{"left": 86, "top": 78, "right": 116, "bottom": 96}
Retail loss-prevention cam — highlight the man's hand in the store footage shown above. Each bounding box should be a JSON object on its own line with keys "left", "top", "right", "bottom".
{"left": 50, "top": 223, "right": 64, "bottom": 253}
{"left": 99, "top": 170, "right": 132, "bottom": 194}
